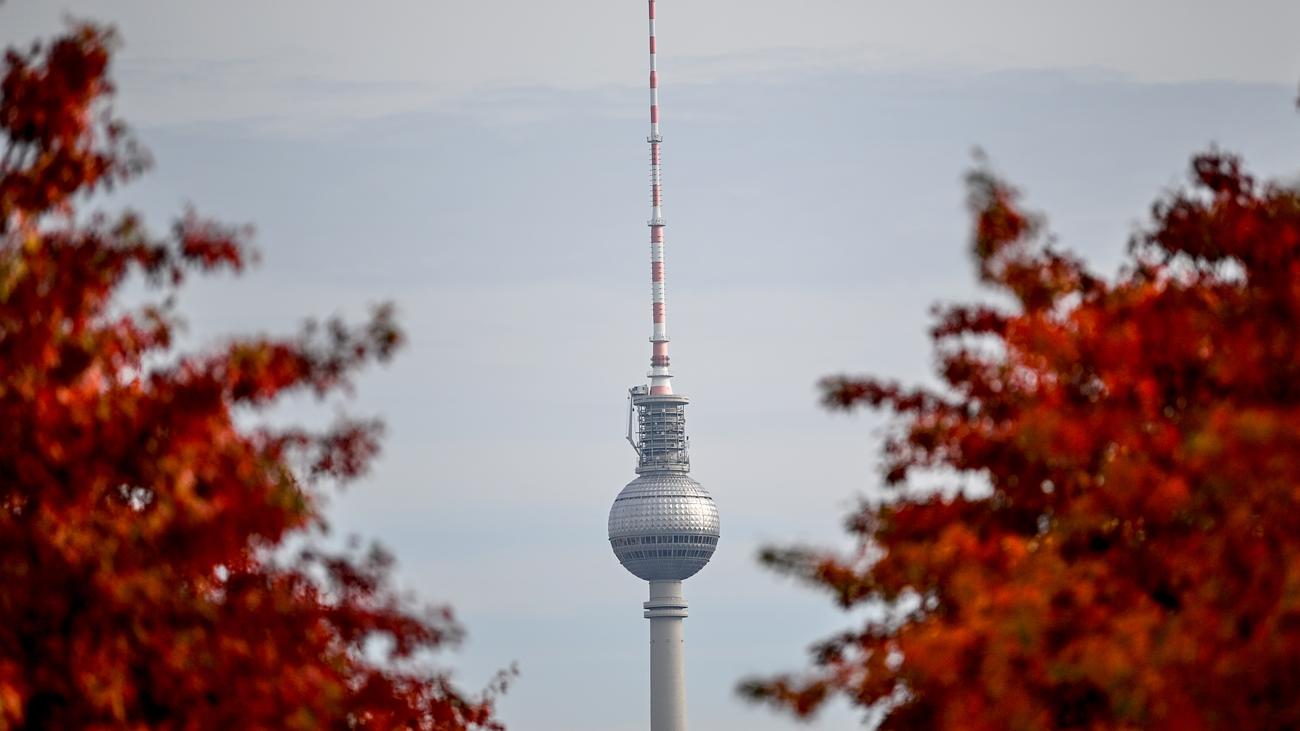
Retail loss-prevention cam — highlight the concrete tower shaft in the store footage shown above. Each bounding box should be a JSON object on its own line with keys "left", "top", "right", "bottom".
{"left": 646, "top": 581, "right": 689, "bottom": 731}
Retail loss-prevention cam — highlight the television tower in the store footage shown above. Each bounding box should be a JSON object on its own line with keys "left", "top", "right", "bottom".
{"left": 607, "top": 2, "right": 720, "bottom": 731}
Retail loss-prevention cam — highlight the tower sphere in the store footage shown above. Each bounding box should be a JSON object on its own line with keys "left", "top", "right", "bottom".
{"left": 608, "top": 472, "right": 719, "bottom": 581}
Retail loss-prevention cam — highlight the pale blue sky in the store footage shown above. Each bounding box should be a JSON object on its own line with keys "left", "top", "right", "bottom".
{"left": 4, "top": 2, "right": 1300, "bottom": 729}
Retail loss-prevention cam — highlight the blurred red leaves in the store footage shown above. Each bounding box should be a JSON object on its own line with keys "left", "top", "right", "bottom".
{"left": 743, "top": 133, "right": 1300, "bottom": 727}
{"left": 0, "top": 22, "right": 503, "bottom": 730}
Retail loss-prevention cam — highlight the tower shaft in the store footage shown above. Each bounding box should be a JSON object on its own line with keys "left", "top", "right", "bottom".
{"left": 645, "top": 580, "right": 688, "bottom": 731}
{"left": 647, "top": 0, "right": 672, "bottom": 395}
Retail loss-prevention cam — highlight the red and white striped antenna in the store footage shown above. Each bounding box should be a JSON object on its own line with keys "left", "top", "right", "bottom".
{"left": 646, "top": 0, "right": 672, "bottom": 395}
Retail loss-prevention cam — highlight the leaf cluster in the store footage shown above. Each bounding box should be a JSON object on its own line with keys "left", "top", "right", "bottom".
{"left": 744, "top": 139, "right": 1300, "bottom": 730}
{"left": 0, "top": 22, "right": 503, "bottom": 730}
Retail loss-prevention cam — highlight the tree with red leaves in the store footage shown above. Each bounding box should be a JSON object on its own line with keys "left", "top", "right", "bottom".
{"left": 743, "top": 127, "right": 1300, "bottom": 727}
{"left": 0, "top": 23, "right": 503, "bottom": 730}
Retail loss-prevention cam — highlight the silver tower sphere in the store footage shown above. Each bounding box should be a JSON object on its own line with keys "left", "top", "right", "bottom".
{"left": 608, "top": 388, "right": 720, "bottom": 581}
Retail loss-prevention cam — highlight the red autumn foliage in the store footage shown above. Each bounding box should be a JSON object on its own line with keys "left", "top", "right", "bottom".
{"left": 743, "top": 125, "right": 1300, "bottom": 727}
{"left": 0, "top": 23, "right": 503, "bottom": 730}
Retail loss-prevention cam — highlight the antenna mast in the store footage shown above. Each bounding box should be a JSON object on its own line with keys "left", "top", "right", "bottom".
{"left": 647, "top": 0, "right": 672, "bottom": 395}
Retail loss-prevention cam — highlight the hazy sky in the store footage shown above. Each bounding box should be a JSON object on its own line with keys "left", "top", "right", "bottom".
{"left": 8, "top": 0, "right": 1300, "bottom": 128}
{"left": 5, "top": 2, "right": 1300, "bottom": 729}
